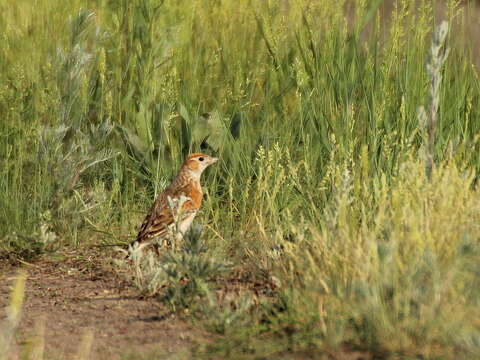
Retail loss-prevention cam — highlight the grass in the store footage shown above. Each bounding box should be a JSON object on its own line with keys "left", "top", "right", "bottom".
{"left": 1, "top": 0, "right": 479, "bottom": 358}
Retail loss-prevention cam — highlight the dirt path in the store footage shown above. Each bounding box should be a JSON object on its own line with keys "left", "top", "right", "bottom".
{"left": 0, "top": 249, "right": 198, "bottom": 359}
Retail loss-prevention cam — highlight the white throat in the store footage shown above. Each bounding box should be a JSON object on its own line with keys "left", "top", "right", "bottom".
{"left": 185, "top": 168, "right": 203, "bottom": 182}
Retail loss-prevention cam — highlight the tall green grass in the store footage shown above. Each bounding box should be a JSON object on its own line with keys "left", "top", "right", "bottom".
{"left": 1, "top": 0, "right": 479, "bottom": 358}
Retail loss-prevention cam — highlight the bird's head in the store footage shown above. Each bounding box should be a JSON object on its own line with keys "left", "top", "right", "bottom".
{"left": 182, "top": 153, "right": 218, "bottom": 178}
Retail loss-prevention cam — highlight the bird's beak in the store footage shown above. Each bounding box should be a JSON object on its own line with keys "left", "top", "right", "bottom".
{"left": 210, "top": 157, "right": 219, "bottom": 164}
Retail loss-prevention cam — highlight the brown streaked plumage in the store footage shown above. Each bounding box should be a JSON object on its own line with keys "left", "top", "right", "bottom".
{"left": 132, "top": 153, "right": 218, "bottom": 252}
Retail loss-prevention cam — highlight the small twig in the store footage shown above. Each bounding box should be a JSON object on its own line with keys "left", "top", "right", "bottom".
{"left": 89, "top": 243, "right": 129, "bottom": 248}
{"left": 16, "top": 259, "right": 39, "bottom": 267}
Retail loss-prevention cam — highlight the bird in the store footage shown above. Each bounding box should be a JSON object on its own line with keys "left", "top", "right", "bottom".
{"left": 131, "top": 153, "right": 218, "bottom": 253}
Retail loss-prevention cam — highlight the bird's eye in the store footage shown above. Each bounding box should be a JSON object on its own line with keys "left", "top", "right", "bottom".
{"left": 199, "top": 157, "right": 204, "bottom": 161}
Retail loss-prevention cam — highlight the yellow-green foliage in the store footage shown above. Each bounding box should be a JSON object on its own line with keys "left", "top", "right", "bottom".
{"left": 303, "top": 160, "right": 480, "bottom": 356}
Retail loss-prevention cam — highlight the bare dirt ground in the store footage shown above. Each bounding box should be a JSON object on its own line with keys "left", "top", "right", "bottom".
{"left": 0, "top": 249, "right": 199, "bottom": 360}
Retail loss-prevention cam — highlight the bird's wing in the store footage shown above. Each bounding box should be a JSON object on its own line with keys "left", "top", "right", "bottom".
{"left": 134, "top": 183, "right": 199, "bottom": 245}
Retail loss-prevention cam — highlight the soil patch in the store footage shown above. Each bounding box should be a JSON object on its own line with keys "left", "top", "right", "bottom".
{"left": 0, "top": 249, "right": 198, "bottom": 359}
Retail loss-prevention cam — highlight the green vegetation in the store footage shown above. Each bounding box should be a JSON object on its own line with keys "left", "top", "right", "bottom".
{"left": 1, "top": 0, "right": 479, "bottom": 358}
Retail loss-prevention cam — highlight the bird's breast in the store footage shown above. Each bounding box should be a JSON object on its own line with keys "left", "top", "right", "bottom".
{"left": 191, "top": 186, "right": 203, "bottom": 206}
